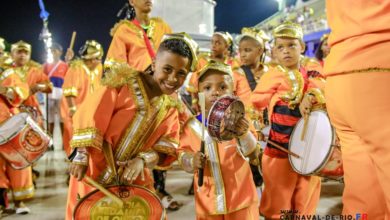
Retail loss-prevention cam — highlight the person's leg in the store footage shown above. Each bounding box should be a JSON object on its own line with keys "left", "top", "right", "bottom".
{"left": 260, "top": 155, "right": 298, "bottom": 219}
{"left": 225, "top": 203, "right": 259, "bottom": 220}
{"left": 326, "top": 72, "right": 390, "bottom": 218}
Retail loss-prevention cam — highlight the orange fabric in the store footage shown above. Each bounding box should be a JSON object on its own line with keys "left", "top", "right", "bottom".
{"left": 0, "top": 158, "right": 34, "bottom": 201}
{"left": 178, "top": 118, "right": 258, "bottom": 217}
{"left": 260, "top": 155, "right": 321, "bottom": 219}
{"left": 250, "top": 65, "right": 320, "bottom": 118}
{"left": 324, "top": 0, "right": 390, "bottom": 75}
{"left": 60, "top": 62, "right": 103, "bottom": 155}
{"left": 15, "top": 66, "right": 51, "bottom": 109}
{"left": 65, "top": 74, "right": 180, "bottom": 219}
{"left": 325, "top": 72, "right": 390, "bottom": 218}
{"left": 196, "top": 203, "right": 259, "bottom": 220}
{"left": 106, "top": 18, "right": 172, "bottom": 71}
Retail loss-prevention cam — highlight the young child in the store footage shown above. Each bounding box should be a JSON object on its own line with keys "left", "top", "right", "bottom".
{"left": 61, "top": 40, "right": 104, "bottom": 156}
{"left": 251, "top": 22, "right": 324, "bottom": 219}
{"left": 65, "top": 33, "right": 198, "bottom": 220}
{"left": 177, "top": 61, "right": 260, "bottom": 220}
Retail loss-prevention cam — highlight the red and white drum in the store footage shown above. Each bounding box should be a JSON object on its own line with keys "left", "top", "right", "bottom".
{"left": 207, "top": 95, "right": 245, "bottom": 141}
{"left": 289, "top": 110, "right": 343, "bottom": 180}
{"left": 0, "top": 112, "right": 51, "bottom": 169}
{"left": 73, "top": 185, "right": 165, "bottom": 220}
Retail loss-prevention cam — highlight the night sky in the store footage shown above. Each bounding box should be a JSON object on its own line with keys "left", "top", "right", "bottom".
{"left": 0, "top": 0, "right": 291, "bottom": 62}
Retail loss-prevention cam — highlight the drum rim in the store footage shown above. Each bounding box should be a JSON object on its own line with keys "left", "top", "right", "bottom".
{"left": 73, "top": 183, "right": 166, "bottom": 220}
{"left": 0, "top": 112, "right": 30, "bottom": 145}
{"left": 288, "top": 110, "right": 336, "bottom": 176}
{"left": 207, "top": 94, "right": 244, "bottom": 141}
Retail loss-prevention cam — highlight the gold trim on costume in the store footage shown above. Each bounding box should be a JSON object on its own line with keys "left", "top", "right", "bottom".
{"left": 63, "top": 87, "right": 78, "bottom": 97}
{"left": 187, "top": 118, "right": 227, "bottom": 214}
{"left": 70, "top": 127, "right": 103, "bottom": 150}
{"left": 12, "top": 185, "right": 35, "bottom": 201}
{"left": 153, "top": 138, "right": 178, "bottom": 156}
{"left": 237, "top": 132, "right": 257, "bottom": 157}
{"left": 178, "top": 151, "right": 195, "bottom": 173}
{"left": 306, "top": 88, "right": 326, "bottom": 105}
{"left": 279, "top": 66, "right": 305, "bottom": 109}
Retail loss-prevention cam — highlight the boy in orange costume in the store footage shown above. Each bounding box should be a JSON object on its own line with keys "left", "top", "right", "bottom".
{"left": 61, "top": 40, "right": 104, "bottom": 155}
{"left": 65, "top": 33, "right": 198, "bottom": 220}
{"left": 106, "top": 0, "right": 172, "bottom": 71}
{"left": 10, "top": 41, "right": 52, "bottom": 120}
{"left": 178, "top": 61, "right": 260, "bottom": 220}
{"left": 0, "top": 66, "right": 32, "bottom": 215}
{"left": 251, "top": 22, "right": 324, "bottom": 219}
{"left": 325, "top": 1, "right": 390, "bottom": 218}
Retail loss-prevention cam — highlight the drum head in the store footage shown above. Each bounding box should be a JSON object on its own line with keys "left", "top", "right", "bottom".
{"left": 0, "top": 113, "right": 28, "bottom": 145}
{"left": 73, "top": 185, "right": 165, "bottom": 220}
{"left": 289, "top": 111, "right": 334, "bottom": 175}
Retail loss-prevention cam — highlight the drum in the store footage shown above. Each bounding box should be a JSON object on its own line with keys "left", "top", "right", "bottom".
{"left": 19, "top": 105, "right": 44, "bottom": 127}
{"left": 73, "top": 185, "right": 165, "bottom": 220}
{"left": 0, "top": 112, "right": 51, "bottom": 169}
{"left": 207, "top": 95, "right": 245, "bottom": 141}
{"left": 288, "top": 110, "right": 344, "bottom": 180}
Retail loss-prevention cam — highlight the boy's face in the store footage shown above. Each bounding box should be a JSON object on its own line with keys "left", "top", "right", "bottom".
{"left": 273, "top": 37, "right": 304, "bottom": 69}
{"left": 239, "top": 38, "right": 263, "bottom": 66}
{"left": 12, "top": 49, "right": 30, "bottom": 67}
{"left": 51, "top": 48, "right": 62, "bottom": 60}
{"left": 198, "top": 70, "right": 233, "bottom": 112}
{"left": 211, "top": 35, "right": 228, "bottom": 58}
{"left": 152, "top": 50, "right": 190, "bottom": 95}
{"left": 129, "top": 0, "right": 153, "bottom": 13}
{"left": 321, "top": 39, "right": 330, "bottom": 58}
{"left": 84, "top": 58, "right": 101, "bottom": 70}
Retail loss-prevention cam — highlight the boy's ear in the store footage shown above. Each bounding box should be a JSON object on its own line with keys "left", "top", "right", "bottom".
{"left": 151, "top": 59, "right": 156, "bottom": 72}
{"left": 299, "top": 41, "right": 306, "bottom": 54}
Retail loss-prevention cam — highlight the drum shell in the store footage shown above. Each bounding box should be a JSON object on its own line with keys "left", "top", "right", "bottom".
{"left": 207, "top": 95, "right": 245, "bottom": 141}
{"left": 288, "top": 110, "right": 343, "bottom": 180}
{"left": 0, "top": 113, "right": 50, "bottom": 169}
{"left": 73, "top": 185, "right": 165, "bottom": 220}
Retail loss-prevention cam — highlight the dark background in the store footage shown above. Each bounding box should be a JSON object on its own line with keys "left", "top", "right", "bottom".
{"left": 0, "top": 0, "right": 296, "bottom": 62}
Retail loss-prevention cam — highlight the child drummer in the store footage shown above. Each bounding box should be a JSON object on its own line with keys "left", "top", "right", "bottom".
{"left": 177, "top": 61, "right": 260, "bottom": 220}
{"left": 66, "top": 33, "right": 198, "bottom": 220}
{"left": 250, "top": 22, "right": 325, "bottom": 219}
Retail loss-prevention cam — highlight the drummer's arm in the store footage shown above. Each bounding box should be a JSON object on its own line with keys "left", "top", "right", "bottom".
{"left": 250, "top": 69, "right": 284, "bottom": 111}
{"left": 0, "top": 70, "right": 29, "bottom": 106}
{"left": 237, "top": 128, "right": 260, "bottom": 165}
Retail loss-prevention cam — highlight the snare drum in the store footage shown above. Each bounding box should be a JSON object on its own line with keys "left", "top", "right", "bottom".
{"left": 0, "top": 112, "right": 51, "bottom": 169}
{"left": 73, "top": 185, "right": 165, "bottom": 220}
{"left": 207, "top": 95, "right": 245, "bottom": 141}
{"left": 288, "top": 110, "right": 344, "bottom": 180}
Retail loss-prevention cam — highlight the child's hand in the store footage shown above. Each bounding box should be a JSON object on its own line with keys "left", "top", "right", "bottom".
{"left": 235, "top": 117, "right": 250, "bottom": 137}
{"left": 300, "top": 94, "right": 316, "bottom": 117}
{"left": 194, "top": 152, "right": 206, "bottom": 169}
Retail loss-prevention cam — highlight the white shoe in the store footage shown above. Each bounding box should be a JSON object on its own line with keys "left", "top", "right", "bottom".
{"left": 15, "top": 206, "right": 30, "bottom": 215}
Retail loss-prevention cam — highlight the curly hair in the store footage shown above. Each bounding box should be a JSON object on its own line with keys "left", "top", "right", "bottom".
{"left": 157, "top": 39, "right": 193, "bottom": 65}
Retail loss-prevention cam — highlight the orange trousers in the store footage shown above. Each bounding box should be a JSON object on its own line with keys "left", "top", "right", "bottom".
{"left": 196, "top": 203, "right": 259, "bottom": 220}
{"left": 260, "top": 155, "right": 321, "bottom": 219}
{"left": 0, "top": 157, "right": 34, "bottom": 201}
{"left": 325, "top": 72, "right": 390, "bottom": 219}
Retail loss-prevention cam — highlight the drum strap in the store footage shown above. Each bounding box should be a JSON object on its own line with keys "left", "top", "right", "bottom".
{"left": 241, "top": 65, "right": 257, "bottom": 91}
{"left": 132, "top": 19, "right": 156, "bottom": 60}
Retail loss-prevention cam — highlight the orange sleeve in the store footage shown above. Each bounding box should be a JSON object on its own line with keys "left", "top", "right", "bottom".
{"left": 62, "top": 65, "right": 81, "bottom": 97}
{"left": 106, "top": 24, "right": 129, "bottom": 64}
{"left": 177, "top": 118, "right": 200, "bottom": 173}
{"left": 0, "top": 70, "right": 29, "bottom": 106}
{"left": 233, "top": 71, "right": 252, "bottom": 106}
{"left": 70, "top": 86, "right": 119, "bottom": 150}
{"left": 250, "top": 69, "right": 284, "bottom": 111}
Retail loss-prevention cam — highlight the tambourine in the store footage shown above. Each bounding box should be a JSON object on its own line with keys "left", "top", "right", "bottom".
{"left": 73, "top": 184, "right": 165, "bottom": 220}
{"left": 207, "top": 95, "right": 245, "bottom": 141}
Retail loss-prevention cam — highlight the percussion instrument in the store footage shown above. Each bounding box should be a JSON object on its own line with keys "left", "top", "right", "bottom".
{"left": 0, "top": 112, "right": 50, "bottom": 169}
{"left": 289, "top": 110, "right": 344, "bottom": 180}
{"left": 73, "top": 184, "right": 165, "bottom": 220}
{"left": 207, "top": 95, "right": 245, "bottom": 141}
{"left": 19, "top": 105, "right": 44, "bottom": 127}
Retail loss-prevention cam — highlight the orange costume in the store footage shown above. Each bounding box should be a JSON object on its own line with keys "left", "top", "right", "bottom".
{"left": 61, "top": 60, "right": 103, "bottom": 155}
{"left": 0, "top": 68, "right": 33, "bottom": 204}
{"left": 250, "top": 22, "right": 325, "bottom": 218}
{"left": 106, "top": 18, "right": 172, "bottom": 71}
{"left": 65, "top": 65, "right": 181, "bottom": 220}
{"left": 178, "top": 116, "right": 259, "bottom": 220}
{"left": 324, "top": 0, "right": 390, "bottom": 218}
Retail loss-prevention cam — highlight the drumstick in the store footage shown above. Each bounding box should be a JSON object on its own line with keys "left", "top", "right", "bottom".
{"left": 84, "top": 176, "right": 124, "bottom": 207}
{"left": 267, "top": 139, "right": 301, "bottom": 159}
{"left": 301, "top": 114, "right": 309, "bottom": 141}
{"left": 69, "top": 31, "right": 77, "bottom": 50}
{"left": 198, "top": 92, "right": 206, "bottom": 187}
